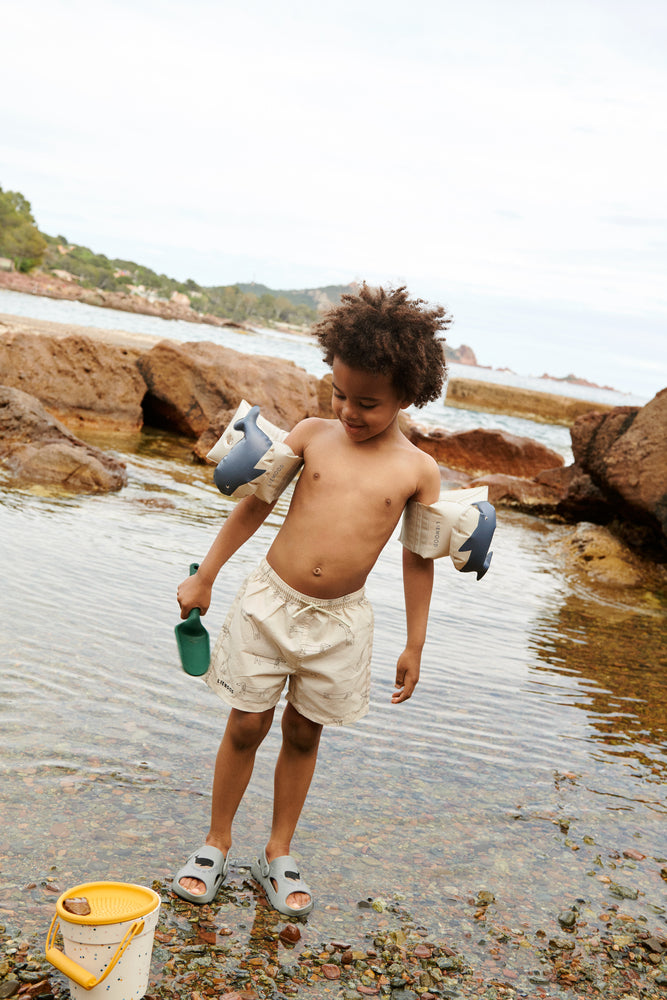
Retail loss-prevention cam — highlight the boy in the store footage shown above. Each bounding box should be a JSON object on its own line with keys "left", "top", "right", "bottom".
{"left": 174, "top": 284, "right": 450, "bottom": 915}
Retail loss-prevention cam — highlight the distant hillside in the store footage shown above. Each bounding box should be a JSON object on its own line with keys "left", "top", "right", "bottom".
{"left": 235, "top": 283, "right": 356, "bottom": 312}
{"left": 0, "top": 185, "right": 478, "bottom": 361}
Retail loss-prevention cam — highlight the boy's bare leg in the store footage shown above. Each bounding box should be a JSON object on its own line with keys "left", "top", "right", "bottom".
{"left": 264, "top": 702, "right": 323, "bottom": 909}
{"left": 179, "top": 706, "right": 274, "bottom": 896}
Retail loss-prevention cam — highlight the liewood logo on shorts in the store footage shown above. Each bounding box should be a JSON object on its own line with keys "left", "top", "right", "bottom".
{"left": 216, "top": 679, "right": 234, "bottom": 694}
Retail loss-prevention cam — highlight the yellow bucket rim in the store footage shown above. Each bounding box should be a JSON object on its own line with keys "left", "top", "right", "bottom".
{"left": 55, "top": 881, "right": 159, "bottom": 925}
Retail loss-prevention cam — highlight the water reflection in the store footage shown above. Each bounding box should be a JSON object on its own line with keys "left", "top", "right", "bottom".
{"left": 529, "top": 587, "right": 667, "bottom": 783}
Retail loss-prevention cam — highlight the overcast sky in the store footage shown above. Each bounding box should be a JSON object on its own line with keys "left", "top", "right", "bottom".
{"left": 2, "top": 0, "right": 665, "bottom": 399}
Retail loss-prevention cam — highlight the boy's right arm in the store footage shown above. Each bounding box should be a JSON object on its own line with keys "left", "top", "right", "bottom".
{"left": 177, "top": 493, "right": 276, "bottom": 618}
{"left": 177, "top": 417, "right": 318, "bottom": 619}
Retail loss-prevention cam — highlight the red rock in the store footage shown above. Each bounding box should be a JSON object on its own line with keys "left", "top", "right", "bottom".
{"left": 321, "top": 964, "right": 341, "bottom": 980}
{"left": 414, "top": 943, "right": 433, "bottom": 958}
{"left": 197, "top": 928, "right": 217, "bottom": 944}
{"left": 622, "top": 848, "right": 646, "bottom": 861}
{"left": 137, "top": 339, "right": 321, "bottom": 439}
{"left": 405, "top": 423, "right": 564, "bottom": 479}
{"left": 471, "top": 473, "right": 562, "bottom": 514}
{"left": 278, "top": 923, "right": 301, "bottom": 944}
{"left": 0, "top": 386, "right": 127, "bottom": 493}
{"left": 357, "top": 987, "right": 380, "bottom": 995}
{"left": 563, "top": 389, "right": 667, "bottom": 553}
{"left": 0, "top": 327, "right": 146, "bottom": 431}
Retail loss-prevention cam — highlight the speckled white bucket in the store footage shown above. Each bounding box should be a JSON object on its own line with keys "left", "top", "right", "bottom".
{"left": 49, "top": 883, "right": 160, "bottom": 1000}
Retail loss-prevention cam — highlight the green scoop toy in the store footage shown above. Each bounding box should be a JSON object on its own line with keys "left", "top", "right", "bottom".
{"left": 174, "top": 563, "right": 210, "bottom": 676}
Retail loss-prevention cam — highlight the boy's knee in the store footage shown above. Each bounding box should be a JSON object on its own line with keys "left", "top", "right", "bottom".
{"left": 228, "top": 708, "right": 274, "bottom": 750}
{"left": 282, "top": 705, "right": 322, "bottom": 754}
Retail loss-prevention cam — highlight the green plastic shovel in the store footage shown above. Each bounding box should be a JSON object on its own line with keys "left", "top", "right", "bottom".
{"left": 175, "top": 563, "right": 210, "bottom": 676}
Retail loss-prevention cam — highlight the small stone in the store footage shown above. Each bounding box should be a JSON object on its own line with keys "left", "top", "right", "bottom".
{"left": 622, "top": 848, "right": 646, "bottom": 861}
{"left": 341, "top": 950, "right": 353, "bottom": 965}
{"left": 558, "top": 910, "right": 577, "bottom": 928}
{"left": 321, "top": 964, "right": 340, "bottom": 980}
{"left": 608, "top": 883, "right": 639, "bottom": 900}
{"left": 0, "top": 983, "right": 20, "bottom": 999}
{"left": 414, "top": 944, "right": 432, "bottom": 958}
{"left": 279, "top": 924, "right": 301, "bottom": 945}
{"left": 476, "top": 890, "right": 495, "bottom": 906}
{"left": 63, "top": 897, "right": 91, "bottom": 916}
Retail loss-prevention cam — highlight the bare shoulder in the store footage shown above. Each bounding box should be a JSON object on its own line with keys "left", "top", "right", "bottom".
{"left": 284, "top": 417, "right": 334, "bottom": 455}
{"left": 405, "top": 438, "right": 441, "bottom": 505}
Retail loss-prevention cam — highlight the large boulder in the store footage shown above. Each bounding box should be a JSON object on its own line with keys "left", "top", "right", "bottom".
{"left": 561, "top": 390, "right": 667, "bottom": 553}
{"left": 0, "top": 327, "right": 147, "bottom": 431}
{"left": 136, "top": 339, "right": 322, "bottom": 450}
{"left": 0, "top": 386, "right": 127, "bottom": 493}
{"left": 405, "top": 422, "right": 564, "bottom": 479}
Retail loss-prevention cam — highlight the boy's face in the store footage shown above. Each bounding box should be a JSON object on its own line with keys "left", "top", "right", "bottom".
{"left": 331, "top": 357, "right": 409, "bottom": 443}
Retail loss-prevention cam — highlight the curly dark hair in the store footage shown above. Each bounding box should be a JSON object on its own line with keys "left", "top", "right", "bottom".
{"left": 314, "top": 283, "right": 451, "bottom": 407}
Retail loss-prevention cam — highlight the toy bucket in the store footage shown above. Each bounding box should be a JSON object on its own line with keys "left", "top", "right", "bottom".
{"left": 45, "top": 881, "right": 160, "bottom": 1000}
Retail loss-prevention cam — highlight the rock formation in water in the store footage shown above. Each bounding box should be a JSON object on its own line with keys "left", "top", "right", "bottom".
{"left": 403, "top": 420, "right": 564, "bottom": 480}
{"left": 446, "top": 377, "right": 615, "bottom": 426}
{"left": 0, "top": 386, "right": 127, "bottom": 492}
{"left": 1, "top": 316, "right": 664, "bottom": 570}
{"left": 0, "top": 327, "right": 146, "bottom": 431}
{"left": 136, "top": 338, "right": 323, "bottom": 457}
{"left": 563, "top": 390, "right": 667, "bottom": 555}
{"left": 472, "top": 389, "right": 667, "bottom": 566}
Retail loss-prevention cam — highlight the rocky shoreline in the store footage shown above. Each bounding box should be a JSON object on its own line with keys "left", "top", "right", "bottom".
{"left": 2, "top": 870, "right": 667, "bottom": 1000}
{"left": 1, "top": 312, "right": 665, "bottom": 590}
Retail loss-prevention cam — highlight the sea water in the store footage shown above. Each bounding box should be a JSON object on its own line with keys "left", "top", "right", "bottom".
{"left": 0, "top": 290, "right": 665, "bottom": 976}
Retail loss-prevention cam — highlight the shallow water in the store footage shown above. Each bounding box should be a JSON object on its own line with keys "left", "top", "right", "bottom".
{"left": 1, "top": 428, "right": 665, "bottom": 980}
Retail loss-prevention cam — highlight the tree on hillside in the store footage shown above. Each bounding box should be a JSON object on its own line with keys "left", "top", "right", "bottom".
{"left": 0, "top": 187, "right": 47, "bottom": 272}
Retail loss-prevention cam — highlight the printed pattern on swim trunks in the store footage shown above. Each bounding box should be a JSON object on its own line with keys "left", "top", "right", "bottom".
{"left": 205, "top": 560, "right": 374, "bottom": 726}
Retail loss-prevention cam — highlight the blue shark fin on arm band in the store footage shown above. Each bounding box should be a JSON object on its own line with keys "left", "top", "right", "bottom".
{"left": 400, "top": 486, "right": 496, "bottom": 580}
{"left": 206, "top": 401, "right": 303, "bottom": 503}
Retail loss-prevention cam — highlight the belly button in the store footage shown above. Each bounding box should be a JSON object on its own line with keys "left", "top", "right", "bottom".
{"left": 385, "top": 498, "right": 392, "bottom": 506}
{"left": 313, "top": 566, "right": 322, "bottom": 576}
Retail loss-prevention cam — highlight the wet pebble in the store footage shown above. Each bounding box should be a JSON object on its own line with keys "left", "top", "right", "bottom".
{"left": 62, "top": 897, "right": 91, "bottom": 916}
{"left": 278, "top": 924, "right": 301, "bottom": 945}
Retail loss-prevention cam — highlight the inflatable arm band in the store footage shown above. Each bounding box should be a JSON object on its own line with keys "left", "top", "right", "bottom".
{"left": 400, "top": 486, "right": 496, "bottom": 580}
{"left": 206, "top": 401, "right": 303, "bottom": 503}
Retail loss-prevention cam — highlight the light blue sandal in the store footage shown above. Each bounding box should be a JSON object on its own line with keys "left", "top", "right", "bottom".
{"left": 251, "top": 849, "right": 313, "bottom": 916}
{"left": 172, "top": 845, "right": 228, "bottom": 904}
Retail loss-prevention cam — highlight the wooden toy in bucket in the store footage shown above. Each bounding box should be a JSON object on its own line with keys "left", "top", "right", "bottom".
{"left": 45, "top": 881, "right": 160, "bottom": 1000}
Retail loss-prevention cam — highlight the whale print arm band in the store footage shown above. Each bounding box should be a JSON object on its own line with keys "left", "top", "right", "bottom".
{"left": 206, "top": 401, "right": 304, "bottom": 503}
{"left": 400, "top": 486, "right": 496, "bottom": 580}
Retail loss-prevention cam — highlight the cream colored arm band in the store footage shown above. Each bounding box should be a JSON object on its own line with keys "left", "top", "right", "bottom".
{"left": 400, "top": 486, "right": 495, "bottom": 578}
{"left": 206, "top": 400, "right": 303, "bottom": 503}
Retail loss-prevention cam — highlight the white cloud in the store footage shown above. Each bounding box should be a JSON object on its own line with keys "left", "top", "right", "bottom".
{"left": 1, "top": 0, "right": 666, "bottom": 397}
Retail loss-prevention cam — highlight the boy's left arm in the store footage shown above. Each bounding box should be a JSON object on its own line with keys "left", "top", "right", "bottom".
{"left": 393, "top": 548, "right": 434, "bottom": 703}
{"left": 393, "top": 455, "right": 440, "bottom": 704}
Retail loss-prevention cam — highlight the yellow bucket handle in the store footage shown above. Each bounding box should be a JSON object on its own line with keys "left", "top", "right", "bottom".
{"left": 45, "top": 912, "right": 145, "bottom": 990}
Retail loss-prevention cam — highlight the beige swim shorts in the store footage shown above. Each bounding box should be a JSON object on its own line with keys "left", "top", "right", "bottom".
{"left": 206, "top": 559, "right": 374, "bottom": 725}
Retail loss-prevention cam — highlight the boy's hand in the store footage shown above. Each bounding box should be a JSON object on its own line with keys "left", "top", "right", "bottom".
{"left": 177, "top": 572, "right": 212, "bottom": 618}
{"left": 392, "top": 649, "right": 421, "bottom": 704}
